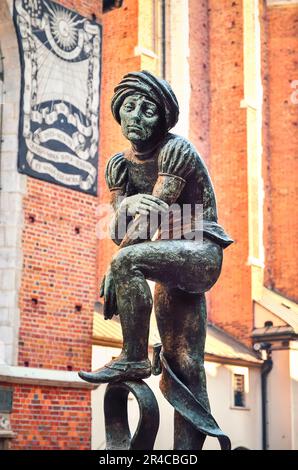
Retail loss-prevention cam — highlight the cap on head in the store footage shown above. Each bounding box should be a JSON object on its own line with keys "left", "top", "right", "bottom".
{"left": 111, "top": 71, "right": 179, "bottom": 132}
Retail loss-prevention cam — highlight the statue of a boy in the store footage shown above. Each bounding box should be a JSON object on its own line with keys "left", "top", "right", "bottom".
{"left": 79, "top": 72, "right": 232, "bottom": 447}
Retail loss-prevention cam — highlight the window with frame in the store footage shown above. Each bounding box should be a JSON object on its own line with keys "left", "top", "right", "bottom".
{"left": 233, "top": 373, "right": 246, "bottom": 408}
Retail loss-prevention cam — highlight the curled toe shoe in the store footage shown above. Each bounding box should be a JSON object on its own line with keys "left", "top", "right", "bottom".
{"left": 78, "top": 358, "right": 151, "bottom": 384}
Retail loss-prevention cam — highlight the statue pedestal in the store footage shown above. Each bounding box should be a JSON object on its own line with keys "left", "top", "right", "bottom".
{"left": 102, "top": 350, "right": 231, "bottom": 451}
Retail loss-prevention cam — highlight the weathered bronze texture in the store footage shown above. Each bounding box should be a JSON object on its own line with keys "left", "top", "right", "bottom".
{"left": 79, "top": 71, "right": 233, "bottom": 449}
{"left": 104, "top": 380, "right": 159, "bottom": 450}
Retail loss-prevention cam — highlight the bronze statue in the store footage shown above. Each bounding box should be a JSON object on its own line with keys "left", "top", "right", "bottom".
{"left": 79, "top": 71, "right": 232, "bottom": 450}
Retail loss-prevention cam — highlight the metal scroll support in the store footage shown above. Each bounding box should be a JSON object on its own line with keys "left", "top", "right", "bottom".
{"left": 103, "top": 345, "right": 230, "bottom": 450}
{"left": 104, "top": 380, "right": 160, "bottom": 450}
{"left": 158, "top": 349, "right": 231, "bottom": 450}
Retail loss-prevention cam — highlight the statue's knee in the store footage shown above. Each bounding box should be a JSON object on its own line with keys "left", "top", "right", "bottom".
{"left": 111, "top": 247, "right": 134, "bottom": 277}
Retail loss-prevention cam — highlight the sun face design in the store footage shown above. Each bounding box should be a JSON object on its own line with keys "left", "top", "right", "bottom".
{"left": 46, "top": 2, "right": 81, "bottom": 51}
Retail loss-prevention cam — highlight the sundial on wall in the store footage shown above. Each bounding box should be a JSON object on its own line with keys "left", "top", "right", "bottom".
{"left": 14, "top": 0, "right": 102, "bottom": 195}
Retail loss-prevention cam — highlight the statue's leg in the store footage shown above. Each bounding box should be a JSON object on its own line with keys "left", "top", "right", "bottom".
{"left": 110, "top": 249, "right": 153, "bottom": 362}
{"left": 110, "top": 237, "right": 221, "bottom": 365}
{"left": 154, "top": 284, "right": 209, "bottom": 450}
{"left": 78, "top": 245, "right": 155, "bottom": 383}
{"left": 79, "top": 238, "right": 222, "bottom": 383}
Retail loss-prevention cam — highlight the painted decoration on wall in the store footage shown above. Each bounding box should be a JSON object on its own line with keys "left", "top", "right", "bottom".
{"left": 14, "top": 0, "right": 102, "bottom": 195}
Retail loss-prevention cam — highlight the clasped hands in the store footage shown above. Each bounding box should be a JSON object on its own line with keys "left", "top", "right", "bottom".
{"left": 100, "top": 194, "right": 169, "bottom": 319}
{"left": 119, "top": 193, "right": 169, "bottom": 217}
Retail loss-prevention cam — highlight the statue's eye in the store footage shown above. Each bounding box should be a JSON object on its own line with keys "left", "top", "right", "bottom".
{"left": 144, "top": 107, "right": 156, "bottom": 117}
{"left": 123, "top": 103, "right": 134, "bottom": 111}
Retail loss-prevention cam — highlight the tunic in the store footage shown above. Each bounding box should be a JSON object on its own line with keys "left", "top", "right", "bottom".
{"left": 105, "top": 133, "right": 233, "bottom": 249}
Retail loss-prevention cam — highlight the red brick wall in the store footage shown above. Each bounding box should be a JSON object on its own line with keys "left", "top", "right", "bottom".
{"left": 260, "top": 0, "right": 271, "bottom": 303}
{"left": 11, "top": 0, "right": 141, "bottom": 449}
{"left": 97, "top": 0, "right": 140, "bottom": 282}
{"left": 263, "top": 5, "right": 298, "bottom": 303}
{"left": 9, "top": 0, "right": 103, "bottom": 450}
{"left": 17, "top": 0, "right": 102, "bottom": 373}
{"left": 189, "top": 1, "right": 298, "bottom": 342}
{"left": 10, "top": 1, "right": 297, "bottom": 450}
{"left": 9, "top": 384, "right": 90, "bottom": 450}
{"left": 189, "top": 0, "right": 210, "bottom": 163}
{"left": 18, "top": 180, "right": 96, "bottom": 371}
{"left": 191, "top": 0, "right": 252, "bottom": 343}
{"left": 57, "top": 0, "right": 101, "bottom": 20}
{"left": 188, "top": 0, "right": 211, "bottom": 315}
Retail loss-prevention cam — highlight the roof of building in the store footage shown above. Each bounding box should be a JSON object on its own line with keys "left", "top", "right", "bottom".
{"left": 205, "top": 323, "right": 262, "bottom": 366}
{"left": 275, "top": 310, "right": 298, "bottom": 333}
{"left": 93, "top": 312, "right": 262, "bottom": 367}
{"left": 252, "top": 325, "right": 297, "bottom": 341}
{"left": 253, "top": 288, "right": 298, "bottom": 340}
{"left": 258, "top": 288, "right": 298, "bottom": 334}
{"left": 93, "top": 312, "right": 161, "bottom": 348}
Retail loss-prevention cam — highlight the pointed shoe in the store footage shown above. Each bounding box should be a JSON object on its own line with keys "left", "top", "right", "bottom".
{"left": 78, "top": 358, "right": 151, "bottom": 384}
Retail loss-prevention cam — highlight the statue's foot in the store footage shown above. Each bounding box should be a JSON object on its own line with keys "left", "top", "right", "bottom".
{"left": 78, "top": 358, "right": 151, "bottom": 384}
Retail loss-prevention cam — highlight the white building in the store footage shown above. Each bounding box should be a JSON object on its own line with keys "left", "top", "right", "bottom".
{"left": 253, "top": 289, "right": 298, "bottom": 450}
{"left": 91, "top": 311, "right": 263, "bottom": 450}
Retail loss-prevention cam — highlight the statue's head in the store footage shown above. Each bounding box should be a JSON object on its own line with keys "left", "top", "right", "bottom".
{"left": 111, "top": 71, "right": 179, "bottom": 147}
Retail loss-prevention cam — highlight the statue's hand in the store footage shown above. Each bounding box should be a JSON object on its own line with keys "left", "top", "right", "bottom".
{"left": 119, "top": 194, "right": 169, "bottom": 217}
{"left": 100, "top": 269, "right": 118, "bottom": 320}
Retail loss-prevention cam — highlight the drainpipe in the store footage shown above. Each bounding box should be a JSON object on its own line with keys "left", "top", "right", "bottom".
{"left": 260, "top": 343, "right": 273, "bottom": 450}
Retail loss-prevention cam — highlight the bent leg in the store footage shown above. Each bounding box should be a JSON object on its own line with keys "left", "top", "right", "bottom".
{"left": 154, "top": 283, "right": 210, "bottom": 450}
{"left": 113, "top": 238, "right": 223, "bottom": 293}
{"left": 110, "top": 238, "right": 222, "bottom": 363}
{"left": 79, "top": 238, "right": 222, "bottom": 384}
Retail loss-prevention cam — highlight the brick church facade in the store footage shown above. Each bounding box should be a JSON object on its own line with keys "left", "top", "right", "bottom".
{"left": 0, "top": 0, "right": 297, "bottom": 450}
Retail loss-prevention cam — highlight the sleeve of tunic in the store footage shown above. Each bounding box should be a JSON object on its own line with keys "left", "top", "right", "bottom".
{"left": 105, "top": 152, "right": 128, "bottom": 192}
{"left": 156, "top": 136, "right": 233, "bottom": 248}
{"left": 157, "top": 136, "right": 197, "bottom": 181}
{"left": 105, "top": 153, "right": 130, "bottom": 244}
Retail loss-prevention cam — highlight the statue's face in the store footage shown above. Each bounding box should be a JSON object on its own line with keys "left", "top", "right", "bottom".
{"left": 119, "top": 94, "right": 161, "bottom": 145}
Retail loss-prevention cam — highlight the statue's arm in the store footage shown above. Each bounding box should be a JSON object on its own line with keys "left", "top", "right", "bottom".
{"left": 105, "top": 153, "right": 131, "bottom": 246}
{"left": 153, "top": 136, "right": 196, "bottom": 204}
{"left": 108, "top": 191, "right": 131, "bottom": 246}
{"left": 120, "top": 136, "right": 196, "bottom": 248}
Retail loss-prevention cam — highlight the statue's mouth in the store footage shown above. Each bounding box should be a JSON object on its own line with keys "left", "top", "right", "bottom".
{"left": 127, "top": 125, "right": 142, "bottom": 131}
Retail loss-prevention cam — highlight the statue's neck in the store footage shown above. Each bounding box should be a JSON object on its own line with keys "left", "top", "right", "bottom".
{"left": 130, "top": 133, "right": 168, "bottom": 160}
{"left": 131, "top": 141, "right": 161, "bottom": 160}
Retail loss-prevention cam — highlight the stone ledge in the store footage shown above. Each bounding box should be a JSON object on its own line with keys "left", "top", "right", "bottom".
{"left": 0, "top": 430, "right": 16, "bottom": 438}
{"left": 0, "top": 365, "right": 97, "bottom": 390}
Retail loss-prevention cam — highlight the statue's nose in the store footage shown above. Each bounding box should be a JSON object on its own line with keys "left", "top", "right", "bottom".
{"left": 130, "top": 105, "right": 142, "bottom": 121}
